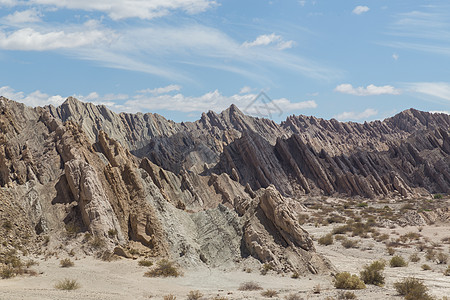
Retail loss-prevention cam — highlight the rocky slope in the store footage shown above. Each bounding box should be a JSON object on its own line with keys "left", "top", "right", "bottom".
{"left": 0, "top": 96, "right": 449, "bottom": 276}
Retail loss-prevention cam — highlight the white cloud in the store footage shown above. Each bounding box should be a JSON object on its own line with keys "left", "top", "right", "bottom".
{"left": 429, "top": 110, "right": 450, "bottom": 115}
{"left": 334, "top": 108, "right": 378, "bottom": 121}
{"left": 242, "top": 33, "right": 295, "bottom": 50}
{"left": 3, "top": 9, "right": 41, "bottom": 24}
{"left": 239, "top": 86, "right": 253, "bottom": 94}
{"left": 0, "top": 27, "right": 113, "bottom": 50}
{"left": 406, "top": 82, "right": 450, "bottom": 101}
{"left": 243, "top": 33, "right": 282, "bottom": 48}
{"left": 0, "top": 0, "right": 217, "bottom": 20}
{"left": 1, "top": 85, "right": 317, "bottom": 118}
{"left": 392, "top": 53, "right": 399, "bottom": 60}
{"left": 353, "top": 6, "right": 370, "bottom": 15}
{"left": 137, "top": 85, "right": 181, "bottom": 94}
{"left": 335, "top": 83, "right": 401, "bottom": 96}
{"left": 0, "top": 86, "right": 65, "bottom": 107}
{"left": 277, "top": 40, "right": 295, "bottom": 50}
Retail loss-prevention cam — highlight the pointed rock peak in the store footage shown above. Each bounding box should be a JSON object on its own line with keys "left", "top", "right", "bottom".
{"left": 223, "top": 104, "right": 244, "bottom": 117}
{"left": 63, "top": 96, "right": 82, "bottom": 105}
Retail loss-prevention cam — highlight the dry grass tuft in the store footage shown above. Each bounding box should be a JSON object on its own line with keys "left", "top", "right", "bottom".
{"left": 238, "top": 281, "right": 263, "bottom": 291}
{"left": 261, "top": 289, "right": 278, "bottom": 298}
{"left": 60, "top": 258, "right": 74, "bottom": 268}
{"left": 54, "top": 278, "right": 80, "bottom": 290}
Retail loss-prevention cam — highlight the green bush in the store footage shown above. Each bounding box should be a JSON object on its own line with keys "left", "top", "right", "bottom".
{"left": 334, "top": 272, "right": 366, "bottom": 290}
{"left": 318, "top": 233, "right": 334, "bottom": 246}
{"left": 409, "top": 253, "right": 420, "bottom": 263}
{"left": 390, "top": 255, "right": 407, "bottom": 267}
{"left": 433, "top": 193, "right": 443, "bottom": 199}
{"left": 360, "top": 260, "right": 385, "bottom": 286}
{"left": 421, "top": 264, "right": 431, "bottom": 271}
{"left": 394, "top": 277, "right": 433, "bottom": 300}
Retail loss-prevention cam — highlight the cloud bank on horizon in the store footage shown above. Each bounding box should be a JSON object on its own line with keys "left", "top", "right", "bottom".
{"left": 0, "top": 0, "right": 449, "bottom": 122}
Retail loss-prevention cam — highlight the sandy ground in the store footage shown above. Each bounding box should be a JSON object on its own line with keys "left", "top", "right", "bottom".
{"left": 1, "top": 224, "right": 449, "bottom": 300}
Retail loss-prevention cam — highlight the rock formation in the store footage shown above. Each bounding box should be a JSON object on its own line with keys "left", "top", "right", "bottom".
{"left": 0, "top": 95, "right": 449, "bottom": 275}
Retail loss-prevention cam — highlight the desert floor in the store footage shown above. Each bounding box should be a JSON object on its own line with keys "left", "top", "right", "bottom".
{"left": 1, "top": 224, "right": 449, "bottom": 300}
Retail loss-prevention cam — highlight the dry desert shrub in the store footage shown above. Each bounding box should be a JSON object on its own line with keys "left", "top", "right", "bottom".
{"left": 187, "top": 290, "right": 203, "bottom": 300}
{"left": 436, "top": 252, "right": 448, "bottom": 264}
{"left": 394, "top": 277, "right": 433, "bottom": 300}
{"left": 334, "top": 272, "right": 365, "bottom": 290}
{"left": 443, "top": 266, "right": 450, "bottom": 276}
{"left": 54, "top": 278, "right": 80, "bottom": 290}
{"left": 144, "top": 259, "right": 180, "bottom": 277}
{"left": 261, "top": 289, "right": 278, "bottom": 298}
{"left": 163, "top": 294, "right": 176, "bottom": 300}
{"left": 421, "top": 264, "right": 431, "bottom": 271}
{"left": 337, "top": 291, "right": 357, "bottom": 299}
{"left": 390, "top": 255, "right": 407, "bottom": 267}
{"left": 318, "top": 233, "right": 334, "bottom": 246}
{"left": 409, "top": 253, "right": 420, "bottom": 263}
{"left": 260, "top": 263, "right": 274, "bottom": 275}
{"left": 360, "top": 260, "right": 385, "bottom": 286}
{"left": 60, "top": 258, "right": 74, "bottom": 268}
{"left": 238, "top": 281, "right": 263, "bottom": 291}
{"left": 341, "top": 238, "right": 359, "bottom": 249}
{"left": 285, "top": 293, "right": 304, "bottom": 300}
{"left": 138, "top": 260, "right": 153, "bottom": 267}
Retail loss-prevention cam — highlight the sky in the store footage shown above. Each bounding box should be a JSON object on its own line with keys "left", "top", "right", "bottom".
{"left": 0, "top": 0, "right": 450, "bottom": 123}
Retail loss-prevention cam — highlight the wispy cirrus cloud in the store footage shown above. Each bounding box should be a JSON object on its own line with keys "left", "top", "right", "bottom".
{"left": 0, "top": 0, "right": 218, "bottom": 20}
{"left": 334, "top": 108, "right": 378, "bottom": 121}
{"left": 335, "top": 84, "right": 401, "bottom": 96}
{"left": 405, "top": 82, "right": 450, "bottom": 101}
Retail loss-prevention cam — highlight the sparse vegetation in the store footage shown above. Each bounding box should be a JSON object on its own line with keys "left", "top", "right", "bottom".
{"left": 238, "top": 281, "right": 263, "bottom": 291}
{"left": 138, "top": 260, "right": 153, "bottom": 267}
{"left": 433, "top": 193, "right": 443, "bottom": 199}
{"left": 436, "top": 252, "right": 448, "bottom": 264}
{"left": 291, "top": 271, "right": 299, "bottom": 279}
{"left": 261, "top": 289, "right": 278, "bottom": 298}
{"left": 60, "top": 258, "right": 74, "bottom": 268}
{"left": 261, "top": 263, "right": 274, "bottom": 275}
{"left": 334, "top": 272, "right": 365, "bottom": 290}
{"left": 107, "top": 228, "right": 118, "bottom": 238}
{"left": 390, "top": 255, "right": 407, "bottom": 267}
{"left": 421, "top": 264, "right": 431, "bottom": 271}
{"left": 89, "top": 236, "right": 105, "bottom": 249}
{"left": 341, "top": 238, "right": 359, "bottom": 249}
{"left": 444, "top": 266, "right": 450, "bottom": 276}
{"left": 409, "top": 253, "right": 420, "bottom": 263}
{"left": 285, "top": 293, "right": 303, "bottom": 300}
{"left": 360, "top": 260, "right": 385, "bottom": 286}
{"left": 187, "top": 290, "right": 203, "bottom": 300}
{"left": 144, "top": 259, "right": 180, "bottom": 277}
{"left": 337, "top": 291, "right": 357, "bottom": 300}
{"left": 54, "top": 278, "right": 80, "bottom": 290}
{"left": 318, "top": 233, "right": 334, "bottom": 246}
{"left": 394, "top": 277, "right": 433, "bottom": 300}
{"left": 163, "top": 295, "right": 176, "bottom": 300}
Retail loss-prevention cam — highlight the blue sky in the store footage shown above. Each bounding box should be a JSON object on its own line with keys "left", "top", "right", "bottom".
{"left": 0, "top": 0, "right": 449, "bottom": 122}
